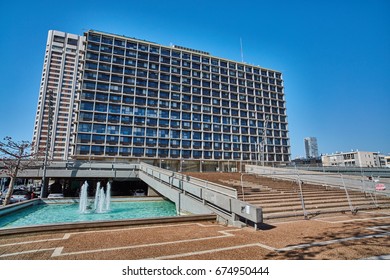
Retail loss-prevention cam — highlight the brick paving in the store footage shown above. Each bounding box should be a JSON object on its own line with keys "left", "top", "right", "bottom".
{"left": 1, "top": 210, "right": 390, "bottom": 260}
{"left": 1, "top": 172, "right": 390, "bottom": 260}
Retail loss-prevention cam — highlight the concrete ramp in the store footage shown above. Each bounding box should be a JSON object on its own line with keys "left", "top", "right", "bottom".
{"left": 139, "top": 163, "right": 263, "bottom": 229}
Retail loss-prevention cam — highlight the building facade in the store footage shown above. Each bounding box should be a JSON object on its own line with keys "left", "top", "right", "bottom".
{"left": 304, "top": 137, "right": 319, "bottom": 158}
{"left": 322, "top": 151, "right": 382, "bottom": 167}
{"left": 34, "top": 30, "right": 291, "bottom": 169}
{"left": 32, "top": 30, "right": 85, "bottom": 160}
{"left": 384, "top": 155, "right": 390, "bottom": 168}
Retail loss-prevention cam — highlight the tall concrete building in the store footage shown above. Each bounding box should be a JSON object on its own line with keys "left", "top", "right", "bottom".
{"left": 32, "top": 30, "right": 85, "bottom": 160}
{"left": 304, "top": 137, "right": 319, "bottom": 158}
{"left": 34, "top": 29, "right": 291, "bottom": 169}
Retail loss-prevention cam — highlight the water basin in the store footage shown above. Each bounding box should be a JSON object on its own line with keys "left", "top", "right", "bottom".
{"left": 0, "top": 200, "right": 177, "bottom": 228}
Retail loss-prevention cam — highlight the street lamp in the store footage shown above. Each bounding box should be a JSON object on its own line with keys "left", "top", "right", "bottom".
{"left": 41, "top": 89, "right": 54, "bottom": 198}
{"left": 260, "top": 116, "right": 269, "bottom": 166}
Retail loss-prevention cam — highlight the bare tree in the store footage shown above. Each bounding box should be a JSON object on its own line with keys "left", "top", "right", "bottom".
{"left": 0, "top": 136, "right": 40, "bottom": 206}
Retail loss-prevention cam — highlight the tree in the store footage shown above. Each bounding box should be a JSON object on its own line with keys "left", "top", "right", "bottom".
{"left": 0, "top": 136, "right": 40, "bottom": 206}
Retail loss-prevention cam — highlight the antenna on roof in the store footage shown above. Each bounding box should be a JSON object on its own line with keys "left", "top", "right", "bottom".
{"left": 240, "top": 37, "right": 244, "bottom": 63}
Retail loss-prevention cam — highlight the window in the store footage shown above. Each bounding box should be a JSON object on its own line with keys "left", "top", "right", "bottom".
{"left": 91, "top": 145, "right": 104, "bottom": 155}
{"left": 80, "top": 102, "right": 94, "bottom": 110}
{"left": 193, "top": 122, "right": 201, "bottom": 130}
{"left": 182, "top": 131, "right": 191, "bottom": 139}
{"left": 170, "top": 130, "right": 181, "bottom": 138}
{"left": 171, "top": 120, "right": 180, "bottom": 128}
{"left": 182, "top": 150, "right": 191, "bottom": 158}
{"left": 158, "top": 149, "right": 169, "bottom": 157}
{"left": 106, "top": 135, "right": 118, "bottom": 144}
{"left": 182, "top": 121, "right": 191, "bottom": 129}
{"left": 133, "top": 148, "right": 144, "bottom": 156}
{"left": 93, "top": 124, "right": 106, "bottom": 133}
{"left": 146, "top": 138, "right": 157, "bottom": 146}
{"left": 146, "top": 148, "right": 157, "bottom": 157}
{"left": 80, "top": 112, "right": 93, "bottom": 121}
{"left": 120, "top": 126, "right": 132, "bottom": 135}
{"left": 108, "top": 115, "right": 120, "bottom": 123}
{"left": 192, "top": 113, "right": 201, "bottom": 121}
{"left": 171, "top": 111, "right": 180, "bottom": 119}
{"left": 133, "top": 127, "right": 145, "bottom": 136}
{"left": 88, "top": 33, "right": 100, "bottom": 42}
{"left": 170, "top": 140, "right": 180, "bottom": 148}
{"left": 79, "top": 123, "right": 92, "bottom": 132}
{"left": 192, "top": 141, "right": 202, "bottom": 149}
{"left": 119, "top": 147, "right": 131, "bottom": 155}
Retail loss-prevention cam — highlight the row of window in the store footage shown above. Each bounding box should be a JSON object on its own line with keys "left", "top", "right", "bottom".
{"left": 78, "top": 113, "right": 287, "bottom": 131}
{"left": 83, "top": 67, "right": 281, "bottom": 89}
{"left": 79, "top": 112, "right": 286, "bottom": 129}
{"left": 84, "top": 61, "right": 283, "bottom": 92}
{"left": 87, "top": 32, "right": 281, "bottom": 78}
{"left": 81, "top": 83, "right": 284, "bottom": 105}
{"left": 85, "top": 50, "right": 282, "bottom": 83}
{"left": 76, "top": 130, "right": 289, "bottom": 144}
{"left": 79, "top": 100, "right": 285, "bottom": 117}
{"left": 76, "top": 139, "right": 289, "bottom": 150}
{"left": 82, "top": 69, "right": 283, "bottom": 96}
{"left": 80, "top": 101, "right": 286, "bottom": 123}
{"left": 76, "top": 144, "right": 289, "bottom": 161}
{"left": 81, "top": 89, "right": 285, "bottom": 106}
{"left": 82, "top": 75, "right": 283, "bottom": 97}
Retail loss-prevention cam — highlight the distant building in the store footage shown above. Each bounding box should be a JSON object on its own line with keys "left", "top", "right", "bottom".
{"left": 304, "top": 137, "right": 319, "bottom": 158}
{"left": 382, "top": 155, "right": 390, "bottom": 168}
{"left": 322, "top": 151, "right": 382, "bottom": 168}
{"left": 292, "top": 157, "right": 322, "bottom": 166}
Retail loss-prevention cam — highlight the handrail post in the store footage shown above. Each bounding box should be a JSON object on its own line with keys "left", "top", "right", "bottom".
{"left": 340, "top": 174, "right": 356, "bottom": 214}
{"left": 297, "top": 172, "right": 308, "bottom": 219}
{"left": 295, "top": 166, "right": 308, "bottom": 219}
{"left": 240, "top": 173, "right": 246, "bottom": 202}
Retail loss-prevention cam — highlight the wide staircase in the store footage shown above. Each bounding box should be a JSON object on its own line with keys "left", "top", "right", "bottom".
{"left": 218, "top": 176, "right": 390, "bottom": 221}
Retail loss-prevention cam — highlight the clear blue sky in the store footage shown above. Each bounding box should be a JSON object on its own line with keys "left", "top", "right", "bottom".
{"left": 0, "top": 0, "right": 389, "bottom": 158}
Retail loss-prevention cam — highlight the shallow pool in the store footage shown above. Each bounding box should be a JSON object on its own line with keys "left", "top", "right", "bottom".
{"left": 0, "top": 200, "right": 177, "bottom": 228}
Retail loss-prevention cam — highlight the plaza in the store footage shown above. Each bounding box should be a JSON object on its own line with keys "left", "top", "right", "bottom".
{"left": 1, "top": 210, "right": 390, "bottom": 260}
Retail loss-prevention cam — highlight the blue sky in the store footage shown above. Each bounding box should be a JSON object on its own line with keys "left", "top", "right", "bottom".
{"left": 0, "top": 0, "right": 389, "bottom": 158}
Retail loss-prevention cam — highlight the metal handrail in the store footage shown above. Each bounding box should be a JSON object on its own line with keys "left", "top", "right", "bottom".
{"left": 139, "top": 162, "right": 237, "bottom": 198}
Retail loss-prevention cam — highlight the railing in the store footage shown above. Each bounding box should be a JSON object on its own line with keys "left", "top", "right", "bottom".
{"left": 139, "top": 162, "right": 237, "bottom": 198}
{"left": 2, "top": 161, "right": 140, "bottom": 178}
{"left": 247, "top": 165, "right": 389, "bottom": 194}
{"left": 246, "top": 165, "right": 390, "bottom": 217}
{"left": 139, "top": 162, "right": 262, "bottom": 229}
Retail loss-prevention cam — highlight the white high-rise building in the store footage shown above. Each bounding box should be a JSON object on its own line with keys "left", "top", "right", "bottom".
{"left": 32, "top": 30, "right": 85, "bottom": 160}
{"left": 304, "top": 137, "right": 319, "bottom": 158}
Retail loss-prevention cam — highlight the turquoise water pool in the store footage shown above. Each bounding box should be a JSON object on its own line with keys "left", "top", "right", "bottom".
{"left": 0, "top": 200, "right": 177, "bottom": 228}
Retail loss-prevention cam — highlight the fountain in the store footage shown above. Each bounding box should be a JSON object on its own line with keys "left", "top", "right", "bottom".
{"left": 79, "top": 181, "right": 111, "bottom": 214}
{"left": 79, "top": 181, "right": 89, "bottom": 213}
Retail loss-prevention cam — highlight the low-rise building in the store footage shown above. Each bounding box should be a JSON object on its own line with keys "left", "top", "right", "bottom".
{"left": 322, "top": 151, "right": 383, "bottom": 168}
{"left": 383, "top": 155, "right": 390, "bottom": 168}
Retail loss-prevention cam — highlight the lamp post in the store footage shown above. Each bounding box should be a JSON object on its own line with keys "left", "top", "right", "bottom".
{"left": 260, "top": 116, "right": 269, "bottom": 166}
{"left": 41, "top": 89, "right": 54, "bottom": 198}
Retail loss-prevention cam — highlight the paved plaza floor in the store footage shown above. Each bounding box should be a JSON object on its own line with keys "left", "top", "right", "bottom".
{"left": 1, "top": 209, "right": 390, "bottom": 260}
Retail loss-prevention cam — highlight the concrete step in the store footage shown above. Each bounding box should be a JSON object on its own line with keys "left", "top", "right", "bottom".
{"left": 242, "top": 192, "right": 390, "bottom": 204}
{"left": 220, "top": 176, "right": 390, "bottom": 219}
{"left": 261, "top": 199, "right": 390, "bottom": 215}
{"left": 263, "top": 203, "right": 390, "bottom": 220}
